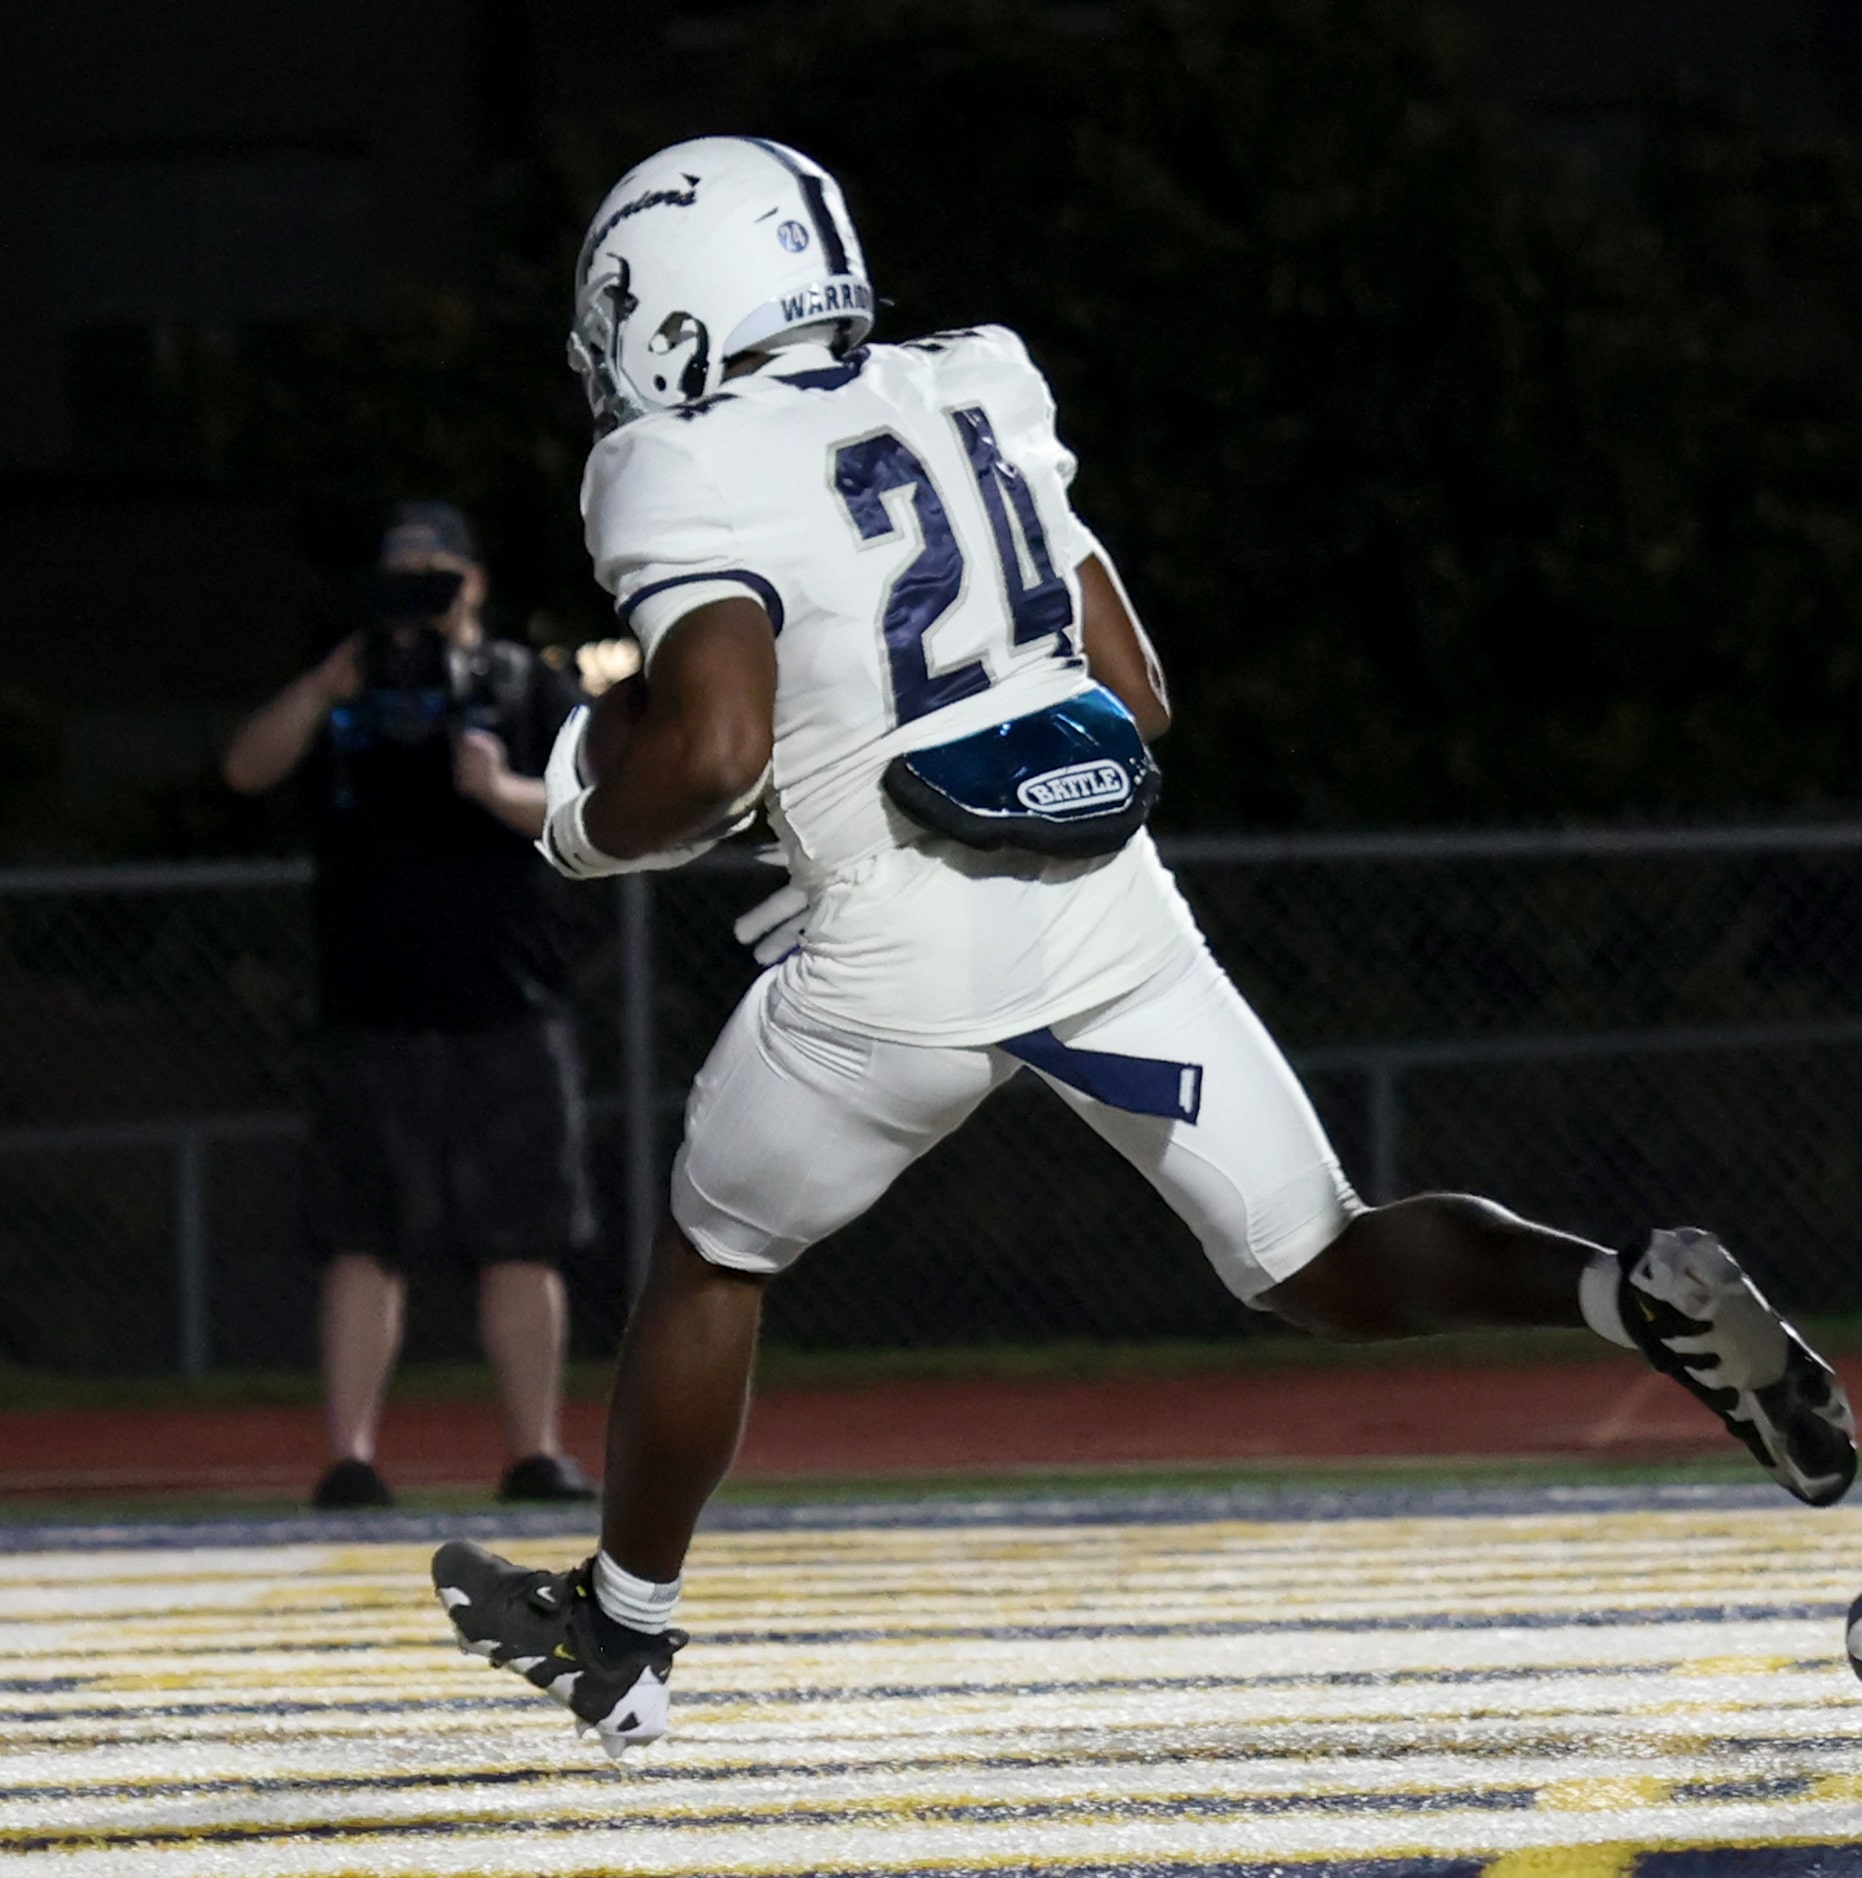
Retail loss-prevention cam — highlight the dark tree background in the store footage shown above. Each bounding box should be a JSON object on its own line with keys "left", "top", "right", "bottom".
{"left": 186, "top": 0, "right": 1862, "bottom": 837}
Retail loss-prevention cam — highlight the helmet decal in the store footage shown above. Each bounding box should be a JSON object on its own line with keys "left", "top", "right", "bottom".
{"left": 614, "top": 172, "right": 701, "bottom": 220}
{"left": 647, "top": 311, "right": 711, "bottom": 401}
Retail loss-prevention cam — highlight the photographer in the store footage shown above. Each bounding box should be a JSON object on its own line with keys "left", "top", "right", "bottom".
{"left": 224, "top": 502, "right": 598, "bottom": 1510}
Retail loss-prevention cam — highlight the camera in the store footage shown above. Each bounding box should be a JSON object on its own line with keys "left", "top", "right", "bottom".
{"left": 361, "top": 569, "right": 466, "bottom": 697}
{"left": 326, "top": 571, "right": 503, "bottom": 805}
{"left": 342, "top": 567, "right": 504, "bottom": 748}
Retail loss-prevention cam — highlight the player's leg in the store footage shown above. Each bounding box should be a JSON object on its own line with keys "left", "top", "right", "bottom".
{"left": 600, "top": 1216, "right": 768, "bottom": 1582}
{"left": 434, "top": 973, "right": 1017, "bottom": 1751}
{"left": 434, "top": 1219, "right": 758, "bottom": 1755}
{"left": 1267, "top": 1207, "right": 1855, "bottom": 1504}
{"left": 449, "top": 1016, "right": 598, "bottom": 1499}
{"left": 1030, "top": 942, "right": 1854, "bottom": 1505}
{"left": 1018, "top": 943, "right": 1367, "bottom": 1308}
{"left": 1261, "top": 1195, "right": 1596, "bottom": 1339}
{"left": 603, "top": 974, "right": 1016, "bottom": 1574}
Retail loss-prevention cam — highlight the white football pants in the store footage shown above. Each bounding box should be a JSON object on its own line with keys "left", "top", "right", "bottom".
{"left": 669, "top": 938, "right": 1362, "bottom": 1303}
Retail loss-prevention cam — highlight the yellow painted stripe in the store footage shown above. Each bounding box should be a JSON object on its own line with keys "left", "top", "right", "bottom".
{"left": 1483, "top": 1850, "right": 1641, "bottom": 1876}
{"left": 1533, "top": 1780, "right": 1683, "bottom": 1810}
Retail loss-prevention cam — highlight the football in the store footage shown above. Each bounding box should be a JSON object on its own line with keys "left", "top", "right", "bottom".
{"left": 582, "top": 668, "right": 648, "bottom": 784}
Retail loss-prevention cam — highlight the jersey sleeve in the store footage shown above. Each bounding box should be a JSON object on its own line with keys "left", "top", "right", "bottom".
{"left": 579, "top": 419, "right": 786, "bottom": 668}
{"left": 947, "top": 325, "right": 1099, "bottom": 569}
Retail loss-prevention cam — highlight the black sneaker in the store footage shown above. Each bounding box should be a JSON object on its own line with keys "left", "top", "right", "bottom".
{"left": 1621, "top": 1227, "right": 1856, "bottom": 1507}
{"left": 498, "top": 1453, "right": 599, "bottom": 1503}
{"left": 311, "top": 1458, "right": 394, "bottom": 1509}
{"left": 431, "top": 1540, "right": 685, "bottom": 1755}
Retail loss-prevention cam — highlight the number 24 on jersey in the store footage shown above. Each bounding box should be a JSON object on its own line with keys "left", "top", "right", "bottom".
{"left": 832, "top": 405, "right": 1077, "bottom": 726}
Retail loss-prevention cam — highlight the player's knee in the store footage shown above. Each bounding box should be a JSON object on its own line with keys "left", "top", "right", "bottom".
{"left": 1257, "top": 1211, "right": 1422, "bottom": 1341}
{"left": 650, "top": 1213, "right": 774, "bottom": 1296}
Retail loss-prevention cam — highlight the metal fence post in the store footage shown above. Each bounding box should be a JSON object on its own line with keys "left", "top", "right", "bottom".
{"left": 177, "top": 1126, "right": 209, "bottom": 1379}
{"left": 618, "top": 874, "right": 658, "bottom": 1303}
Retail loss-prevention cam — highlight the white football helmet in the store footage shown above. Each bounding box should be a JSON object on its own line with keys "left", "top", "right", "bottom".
{"left": 568, "top": 136, "right": 875, "bottom": 432}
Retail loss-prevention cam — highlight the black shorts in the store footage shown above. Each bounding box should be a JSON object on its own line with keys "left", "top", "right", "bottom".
{"left": 306, "top": 1015, "right": 596, "bottom": 1273}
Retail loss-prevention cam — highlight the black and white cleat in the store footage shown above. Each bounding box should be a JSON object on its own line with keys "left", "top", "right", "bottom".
{"left": 1621, "top": 1227, "right": 1855, "bottom": 1508}
{"left": 431, "top": 1540, "right": 685, "bottom": 1758}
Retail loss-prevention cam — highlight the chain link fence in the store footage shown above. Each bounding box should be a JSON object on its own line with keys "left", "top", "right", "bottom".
{"left": 5, "top": 827, "right": 1862, "bottom": 1375}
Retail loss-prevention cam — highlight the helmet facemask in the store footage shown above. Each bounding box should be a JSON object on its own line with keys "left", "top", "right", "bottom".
{"left": 567, "top": 264, "right": 645, "bottom": 435}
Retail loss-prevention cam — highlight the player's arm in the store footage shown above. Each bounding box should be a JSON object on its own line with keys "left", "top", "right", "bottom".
{"left": 580, "top": 596, "right": 776, "bottom": 861}
{"left": 1078, "top": 552, "right": 1170, "bottom": 743}
{"left": 222, "top": 636, "right": 362, "bottom": 794}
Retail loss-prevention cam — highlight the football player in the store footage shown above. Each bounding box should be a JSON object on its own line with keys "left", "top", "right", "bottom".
{"left": 433, "top": 136, "right": 1856, "bottom": 1756}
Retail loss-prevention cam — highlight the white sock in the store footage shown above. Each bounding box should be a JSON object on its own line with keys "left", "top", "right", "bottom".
{"left": 1578, "top": 1249, "right": 1637, "bottom": 1349}
{"left": 591, "top": 1551, "right": 681, "bottom": 1634}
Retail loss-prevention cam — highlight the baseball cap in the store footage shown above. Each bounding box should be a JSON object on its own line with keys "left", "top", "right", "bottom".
{"left": 379, "top": 501, "right": 480, "bottom": 565}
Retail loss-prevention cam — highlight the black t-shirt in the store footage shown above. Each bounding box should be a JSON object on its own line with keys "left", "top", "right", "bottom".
{"left": 310, "top": 639, "right": 583, "bottom": 1031}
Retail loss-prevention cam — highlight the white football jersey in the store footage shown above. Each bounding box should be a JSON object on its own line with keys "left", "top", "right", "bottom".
{"left": 580, "top": 324, "right": 1202, "bottom": 1043}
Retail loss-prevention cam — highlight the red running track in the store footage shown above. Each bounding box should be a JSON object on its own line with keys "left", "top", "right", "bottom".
{"left": 0, "top": 1349, "right": 1830, "bottom": 1502}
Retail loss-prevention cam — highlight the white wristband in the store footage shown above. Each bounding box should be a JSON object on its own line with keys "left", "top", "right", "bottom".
{"left": 537, "top": 789, "right": 624, "bottom": 880}
{"left": 539, "top": 788, "right": 737, "bottom": 880}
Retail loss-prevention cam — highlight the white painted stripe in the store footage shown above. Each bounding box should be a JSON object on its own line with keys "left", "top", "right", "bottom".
{"left": 4, "top": 1504, "right": 1862, "bottom": 1872}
